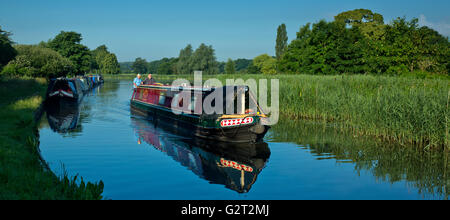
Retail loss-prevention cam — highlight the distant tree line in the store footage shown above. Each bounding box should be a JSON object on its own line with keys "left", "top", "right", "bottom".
{"left": 0, "top": 29, "right": 120, "bottom": 78}
{"left": 124, "top": 44, "right": 256, "bottom": 75}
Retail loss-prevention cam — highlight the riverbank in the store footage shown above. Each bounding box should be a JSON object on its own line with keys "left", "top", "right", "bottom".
{"left": 104, "top": 73, "right": 449, "bottom": 149}
{"left": 0, "top": 77, "right": 103, "bottom": 199}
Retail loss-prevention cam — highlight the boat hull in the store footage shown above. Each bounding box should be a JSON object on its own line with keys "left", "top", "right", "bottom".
{"left": 130, "top": 100, "right": 270, "bottom": 143}
{"left": 46, "top": 75, "right": 104, "bottom": 104}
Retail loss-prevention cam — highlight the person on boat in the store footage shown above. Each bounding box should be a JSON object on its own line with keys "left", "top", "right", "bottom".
{"left": 143, "top": 73, "right": 156, "bottom": 85}
{"left": 133, "top": 74, "right": 142, "bottom": 89}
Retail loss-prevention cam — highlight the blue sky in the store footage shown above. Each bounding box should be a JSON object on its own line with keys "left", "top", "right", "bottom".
{"left": 1, "top": 0, "right": 449, "bottom": 62}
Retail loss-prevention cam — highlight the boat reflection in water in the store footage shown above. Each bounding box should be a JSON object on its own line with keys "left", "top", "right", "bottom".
{"left": 130, "top": 111, "right": 271, "bottom": 193}
{"left": 44, "top": 101, "right": 81, "bottom": 133}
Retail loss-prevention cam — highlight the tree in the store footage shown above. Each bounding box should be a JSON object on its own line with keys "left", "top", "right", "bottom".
{"left": 100, "top": 53, "right": 120, "bottom": 74}
{"left": 156, "top": 57, "right": 178, "bottom": 75}
{"left": 379, "top": 17, "right": 449, "bottom": 74}
{"left": 190, "top": 43, "right": 219, "bottom": 75}
{"left": 47, "top": 31, "right": 91, "bottom": 74}
{"left": 91, "top": 45, "right": 108, "bottom": 71}
{"left": 119, "top": 61, "right": 134, "bottom": 73}
{"left": 176, "top": 44, "right": 193, "bottom": 74}
{"left": 413, "top": 26, "right": 450, "bottom": 73}
{"left": 132, "top": 57, "right": 148, "bottom": 74}
{"left": 91, "top": 45, "right": 120, "bottom": 74}
{"left": 245, "top": 61, "right": 260, "bottom": 74}
{"left": 276, "top": 24, "right": 288, "bottom": 60}
{"left": 335, "top": 9, "right": 384, "bottom": 25}
{"left": 225, "top": 58, "right": 236, "bottom": 74}
{"left": 279, "top": 20, "right": 366, "bottom": 75}
{"left": 253, "top": 54, "right": 277, "bottom": 74}
{"left": 0, "top": 26, "right": 17, "bottom": 68}
{"left": 276, "top": 9, "right": 449, "bottom": 75}
{"left": 234, "top": 58, "right": 253, "bottom": 72}
{"left": 335, "top": 9, "right": 385, "bottom": 41}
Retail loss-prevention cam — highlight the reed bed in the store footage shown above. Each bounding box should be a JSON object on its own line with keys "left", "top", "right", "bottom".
{"left": 273, "top": 75, "right": 449, "bottom": 149}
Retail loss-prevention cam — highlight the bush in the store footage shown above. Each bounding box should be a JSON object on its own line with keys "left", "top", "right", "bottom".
{"left": 386, "top": 65, "right": 409, "bottom": 76}
{"left": 2, "top": 45, "right": 75, "bottom": 78}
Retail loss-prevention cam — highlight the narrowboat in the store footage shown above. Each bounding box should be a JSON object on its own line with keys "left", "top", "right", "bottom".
{"left": 131, "top": 116, "right": 271, "bottom": 193}
{"left": 130, "top": 84, "right": 270, "bottom": 143}
{"left": 77, "top": 76, "right": 91, "bottom": 93}
{"left": 87, "top": 74, "right": 104, "bottom": 85}
{"left": 46, "top": 77, "right": 85, "bottom": 104}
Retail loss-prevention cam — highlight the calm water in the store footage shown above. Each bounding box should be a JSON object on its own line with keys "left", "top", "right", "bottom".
{"left": 38, "top": 80, "right": 449, "bottom": 200}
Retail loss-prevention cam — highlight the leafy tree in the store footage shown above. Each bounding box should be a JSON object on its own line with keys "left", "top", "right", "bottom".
{"left": 47, "top": 31, "right": 91, "bottom": 74}
{"left": 91, "top": 45, "right": 120, "bottom": 74}
{"left": 147, "top": 59, "right": 162, "bottom": 73}
{"left": 335, "top": 9, "right": 384, "bottom": 25}
{"left": 156, "top": 57, "right": 178, "bottom": 74}
{"left": 132, "top": 57, "right": 148, "bottom": 74}
{"left": 253, "top": 54, "right": 277, "bottom": 74}
{"left": 413, "top": 26, "right": 450, "bottom": 73}
{"left": 234, "top": 58, "right": 253, "bottom": 72}
{"left": 190, "top": 43, "right": 219, "bottom": 75}
{"left": 245, "top": 61, "right": 260, "bottom": 74}
{"left": 0, "top": 26, "right": 17, "bottom": 68}
{"left": 276, "top": 23, "right": 288, "bottom": 60}
{"left": 379, "top": 17, "right": 449, "bottom": 74}
{"left": 277, "top": 9, "right": 449, "bottom": 75}
{"left": 119, "top": 61, "right": 134, "bottom": 73}
{"left": 218, "top": 61, "right": 226, "bottom": 73}
{"left": 100, "top": 53, "right": 120, "bottom": 74}
{"left": 176, "top": 44, "right": 193, "bottom": 74}
{"left": 335, "top": 9, "right": 385, "bottom": 41}
{"left": 91, "top": 45, "right": 108, "bottom": 71}
{"left": 279, "top": 20, "right": 366, "bottom": 75}
{"left": 225, "top": 58, "right": 236, "bottom": 74}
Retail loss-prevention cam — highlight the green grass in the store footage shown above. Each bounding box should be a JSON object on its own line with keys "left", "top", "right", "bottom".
{"left": 102, "top": 73, "right": 136, "bottom": 80}
{"left": 0, "top": 77, "right": 104, "bottom": 199}
{"left": 129, "top": 73, "right": 449, "bottom": 149}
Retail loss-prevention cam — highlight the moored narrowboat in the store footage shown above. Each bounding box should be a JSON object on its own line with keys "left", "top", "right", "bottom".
{"left": 77, "top": 76, "right": 90, "bottom": 93}
{"left": 46, "top": 77, "right": 85, "bottom": 103}
{"left": 130, "top": 84, "right": 270, "bottom": 143}
{"left": 87, "top": 74, "right": 104, "bottom": 85}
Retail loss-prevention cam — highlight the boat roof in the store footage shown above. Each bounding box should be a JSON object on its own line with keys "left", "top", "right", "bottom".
{"left": 138, "top": 84, "right": 249, "bottom": 93}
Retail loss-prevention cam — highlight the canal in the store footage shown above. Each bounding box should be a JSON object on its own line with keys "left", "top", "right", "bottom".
{"left": 38, "top": 79, "right": 448, "bottom": 200}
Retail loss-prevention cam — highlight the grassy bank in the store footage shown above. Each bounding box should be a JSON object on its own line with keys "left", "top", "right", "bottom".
{"left": 0, "top": 77, "right": 103, "bottom": 199}
{"left": 109, "top": 73, "right": 449, "bottom": 148}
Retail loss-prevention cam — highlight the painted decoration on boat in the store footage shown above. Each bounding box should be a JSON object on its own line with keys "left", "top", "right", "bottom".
{"left": 220, "top": 117, "right": 254, "bottom": 127}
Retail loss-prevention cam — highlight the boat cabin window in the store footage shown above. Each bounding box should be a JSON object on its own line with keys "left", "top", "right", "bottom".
{"left": 203, "top": 86, "right": 259, "bottom": 115}
{"left": 134, "top": 86, "right": 260, "bottom": 116}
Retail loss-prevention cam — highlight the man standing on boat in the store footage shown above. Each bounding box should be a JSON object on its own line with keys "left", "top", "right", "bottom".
{"left": 133, "top": 74, "right": 142, "bottom": 89}
{"left": 143, "top": 73, "right": 156, "bottom": 85}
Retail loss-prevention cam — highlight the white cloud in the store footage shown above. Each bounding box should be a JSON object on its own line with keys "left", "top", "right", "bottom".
{"left": 418, "top": 14, "right": 450, "bottom": 37}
